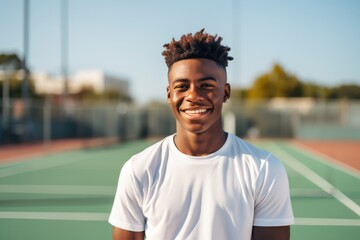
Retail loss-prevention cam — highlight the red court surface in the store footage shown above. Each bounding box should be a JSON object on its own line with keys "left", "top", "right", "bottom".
{"left": 294, "top": 140, "right": 360, "bottom": 171}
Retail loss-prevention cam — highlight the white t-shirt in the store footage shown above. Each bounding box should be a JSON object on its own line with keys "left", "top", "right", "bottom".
{"left": 109, "top": 133, "right": 294, "bottom": 239}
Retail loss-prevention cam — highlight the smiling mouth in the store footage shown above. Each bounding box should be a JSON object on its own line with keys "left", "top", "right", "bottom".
{"left": 181, "top": 108, "right": 211, "bottom": 116}
{"left": 185, "top": 109, "right": 207, "bottom": 114}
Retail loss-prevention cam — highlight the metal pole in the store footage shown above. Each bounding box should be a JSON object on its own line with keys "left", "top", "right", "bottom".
{"left": 61, "top": 0, "right": 69, "bottom": 99}
{"left": 22, "top": 0, "right": 30, "bottom": 142}
{"left": 2, "top": 66, "right": 10, "bottom": 128}
{"left": 232, "top": 0, "right": 241, "bottom": 95}
{"left": 43, "top": 94, "right": 52, "bottom": 149}
{"left": 22, "top": 0, "right": 30, "bottom": 103}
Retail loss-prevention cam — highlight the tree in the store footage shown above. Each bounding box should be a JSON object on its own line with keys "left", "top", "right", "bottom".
{"left": 229, "top": 62, "right": 360, "bottom": 101}
{"left": 0, "top": 53, "right": 40, "bottom": 99}
{"left": 229, "top": 88, "right": 248, "bottom": 100}
{"left": 328, "top": 84, "right": 360, "bottom": 99}
{"left": 247, "top": 63, "right": 303, "bottom": 100}
{"left": 0, "top": 53, "right": 22, "bottom": 70}
{"left": 0, "top": 73, "right": 39, "bottom": 99}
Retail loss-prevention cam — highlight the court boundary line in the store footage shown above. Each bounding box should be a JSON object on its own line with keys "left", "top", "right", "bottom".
{"left": 290, "top": 188, "right": 332, "bottom": 197}
{"left": 0, "top": 149, "right": 118, "bottom": 178}
{"left": 0, "top": 211, "right": 108, "bottom": 221}
{"left": 0, "top": 184, "right": 115, "bottom": 195}
{"left": 0, "top": 157, "right": 86, "bottom": 178}
{"left": 1, "top": 211, "right": 359, "bottom": 226}
{"left": 295, "top": 218, "right": 360, "bottom": 226}
{"left": 270, "top": 144, "right": 360, "bottom": 217}
{"left": 0, "top": 137, "right": 119, "bottom": 163}
{"left": 292, "top": 141, "right": 360, "bottom": 178}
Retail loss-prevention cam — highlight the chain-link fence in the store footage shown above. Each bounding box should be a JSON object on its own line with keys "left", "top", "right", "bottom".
{"left": 1, "top": 98, "right": 360, "bottom": 145}
{"left": 0, "top": 98, "right": 175, "bottom": 145}
{"left": 224, "top": 98, "right": 360, "bottom": 139}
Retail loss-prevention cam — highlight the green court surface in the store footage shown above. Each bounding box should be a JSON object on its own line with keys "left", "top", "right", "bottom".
{"left": 0, "top": 139, "right": 359, "bottom": 239}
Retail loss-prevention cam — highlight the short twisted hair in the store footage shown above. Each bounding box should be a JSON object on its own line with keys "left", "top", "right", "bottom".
{"left": 162, "top": 29, "right": 233, "bottom": 68}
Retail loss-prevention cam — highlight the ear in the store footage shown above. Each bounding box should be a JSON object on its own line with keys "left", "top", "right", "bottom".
{"left": 166, "top": 86, "right": 171, "bottom": 103}
{"left": 224, "top": 83, "right": 231, "bottom": 102}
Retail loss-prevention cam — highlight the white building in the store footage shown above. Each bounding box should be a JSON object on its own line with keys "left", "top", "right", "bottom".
{"left": 69, "top": 70, "right": 129, "bottom": 95}
{"left": 31, "top": 70, "right": 129, "bottom": 96}
{"left": 30, "top": 71, "right": 64, "bottom": 95}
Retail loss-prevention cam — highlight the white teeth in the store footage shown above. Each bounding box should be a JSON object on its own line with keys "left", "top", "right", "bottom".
{"left": 185, "top": 109, "right": 207, "bottom": 115}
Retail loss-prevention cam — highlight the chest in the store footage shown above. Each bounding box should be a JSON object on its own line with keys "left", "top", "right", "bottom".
{"left": 141, "top": 157, "right": 255, "bottom": 230}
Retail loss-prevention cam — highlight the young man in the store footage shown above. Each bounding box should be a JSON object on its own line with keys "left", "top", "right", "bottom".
{"left": 109, "top": 29, "right": 294, "bottom": 240}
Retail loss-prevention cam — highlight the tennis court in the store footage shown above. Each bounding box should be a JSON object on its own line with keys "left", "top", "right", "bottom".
{"left": 0, "top": 139, "right": 359, "bottom": 239}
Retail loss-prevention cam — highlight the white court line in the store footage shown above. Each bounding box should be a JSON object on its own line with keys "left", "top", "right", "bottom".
{"left": 290, "top": 188, "right": 331, "bottom": 197}
{"left": 0, "top": 184, "right": 115, "bottom": 195}
{"left": 0, "top": 211, "right": 108, "bottom": 221}
{"left": 0, "top": 211, "right": 358, "bottom": 226}
{"left": 0, "top": 151, "right": 113, "bottom": 178}
{"left": 270, "top": 144, "right": 360, "bottom": 217}
{"left": 293, "top": 141, "right": 360, "bottom": 178}
{"left": 0, "top": 157, "right": 85, "bottom": 178}
{"left": 295, "top": 218, "right": 360, "bottom": 226}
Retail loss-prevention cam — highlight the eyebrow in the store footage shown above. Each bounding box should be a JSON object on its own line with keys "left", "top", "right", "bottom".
{"left": 198, "top": 76, "right": 218, "bottom": 82}
{"left": 172, "top": 76, "right": 218, "bottom": 84}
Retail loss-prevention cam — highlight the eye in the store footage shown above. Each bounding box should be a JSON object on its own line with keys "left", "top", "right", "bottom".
{"left": 174, "top": 84, "right": 188, "bottom": 90}
{"left": 201, "top": 83, "right": 214, "bottom": 89}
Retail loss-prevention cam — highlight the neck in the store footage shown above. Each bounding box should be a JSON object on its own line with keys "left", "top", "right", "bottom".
{"left": 174, "top": 130, "right": 228, "bottom": 156}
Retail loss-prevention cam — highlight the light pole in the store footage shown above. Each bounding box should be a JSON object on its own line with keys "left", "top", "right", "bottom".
{"left": 1, "top": 65, "right": 10, "bottom": 129}
{"left": 21, "top": 0, "right": 30, "bottom": 142}
{"left": 61, "top": 0, "right": 69, "bottom": 99}
{"left": 22, "top": 0, "right": 30, "bottom": 106}
{"left": 232, "top": 0, "right": 241, "bottom": 94}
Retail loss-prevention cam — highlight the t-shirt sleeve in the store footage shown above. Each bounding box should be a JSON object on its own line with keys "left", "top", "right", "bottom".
{"left": 253, "top": 154, "right": 294, "bottom": 226}
{"left": 108, "top": 160, "right": 145, "bottom": 231}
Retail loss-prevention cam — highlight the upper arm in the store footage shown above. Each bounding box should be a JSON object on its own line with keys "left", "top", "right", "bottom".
{"left": 254, "top": 155, "right": 294, "bottom": 226}
{"left": 109, "top": 161, "right": 146, "bottom": 234}
{"left": 251, "top": 226, "right": 290, "bottom": 240}
{"left": 113, "top": 227, "right": 145, "bottom": 240}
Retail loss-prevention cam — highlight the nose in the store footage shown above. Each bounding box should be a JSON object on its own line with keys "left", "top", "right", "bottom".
{"left": 185, "top": 85, "right": 203, "bottom": 102}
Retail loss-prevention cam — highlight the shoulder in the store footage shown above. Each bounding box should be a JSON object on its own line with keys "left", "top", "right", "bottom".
{"left": 130, "top": 135, "right": 172, "bottom": 164}
{"left": 125, "top": 135, "right": 173, "bottom": 180}
{"left": 227, "top": 134, "right": 272, "bottom": 164}
{"left": 228, "top": 134, "right": 285, "bottom": 173}
{"left": 229, "top": 134, "right": 269, "bottom": 158}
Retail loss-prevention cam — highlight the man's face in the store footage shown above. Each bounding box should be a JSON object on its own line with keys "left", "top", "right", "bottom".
{"left": 167, "top": 58, "right": 230, "bottom": 135}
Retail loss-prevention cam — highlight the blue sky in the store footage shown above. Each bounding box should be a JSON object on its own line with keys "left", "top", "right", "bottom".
{"left": 1, "top": 0, "right": 359, "bottom": 103}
